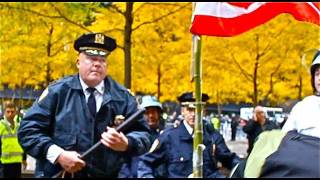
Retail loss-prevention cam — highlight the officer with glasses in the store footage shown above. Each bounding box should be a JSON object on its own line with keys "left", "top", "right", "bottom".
{"left": 18, "top": 32, "right": 151, "bottom": 178}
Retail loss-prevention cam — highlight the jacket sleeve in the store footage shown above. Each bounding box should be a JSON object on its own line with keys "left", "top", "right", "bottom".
{"left": 17, "top": 87, "right": 57, "bottom": 159}
{"left": 242, "top": 120, "right": 259, "bottom": 135}
{"left": 137, "top": 133, "right": 168, "bottom": 178}
{"left": 117, "top": 160, "right": 131, "bottom": 178}
{"left": 123, "top": 93, "right": 151, "bottom": 156}
{"left": 213, "top": 131, "right": 241, "bottom": 170}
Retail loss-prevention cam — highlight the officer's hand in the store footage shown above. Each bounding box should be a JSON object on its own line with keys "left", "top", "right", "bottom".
{"left": 253, "top": 114, "right": 258, "bottom": 122}
{"left": 100, "top": 126, "right": 128, "bottom": 152}
{"left": 56, "top": 151, "right": 86, "bottom": 173}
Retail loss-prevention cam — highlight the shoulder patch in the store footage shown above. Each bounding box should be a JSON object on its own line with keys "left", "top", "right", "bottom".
{"left": 38, "top": 88, "right": 49, "bottom": 103}
{"left": 127, "top": 89, "right": 135, "bottom": 96}
{"left": 149, "top": 139, "right": 160, "bottom": 153}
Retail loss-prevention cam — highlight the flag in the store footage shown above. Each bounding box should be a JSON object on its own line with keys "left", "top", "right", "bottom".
{"left": 190, "top": 2, "right": 320, "bottom": 37}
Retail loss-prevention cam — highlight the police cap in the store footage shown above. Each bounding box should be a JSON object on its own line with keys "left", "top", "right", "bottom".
{"left": 177, "top": 92, "right": 209, "bottom": 108}
{"left": 74, "top": 32, "right": 117, "bottom": 57}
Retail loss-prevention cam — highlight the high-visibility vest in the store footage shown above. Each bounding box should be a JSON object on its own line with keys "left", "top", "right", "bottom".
{"left": 0, "top": 116, "right": 24, "bottom": 164}
{"left": 211, "top": 117, "right": 221, "bottom": 130}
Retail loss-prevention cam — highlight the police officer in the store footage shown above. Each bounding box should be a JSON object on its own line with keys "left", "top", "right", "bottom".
{"left": 138, "top": 92, "right": 230, "bottom": 178}
{"left": 18, "top": 32, "right": 151, "bottom": 177}
{"left": 118, "top": 95, "right": 165, "bottom": 178}
{"left": 0, "top": 101, "right": 27, "bottom": 178}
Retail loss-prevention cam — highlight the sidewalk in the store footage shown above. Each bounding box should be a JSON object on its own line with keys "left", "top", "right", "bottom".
{"left": 226, "top": 139, "right": 248, "bottom": 159}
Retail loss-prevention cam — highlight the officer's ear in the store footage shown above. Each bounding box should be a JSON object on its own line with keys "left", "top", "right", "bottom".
{"left": 76, "top": 58, "right": 80, "bottom": 69}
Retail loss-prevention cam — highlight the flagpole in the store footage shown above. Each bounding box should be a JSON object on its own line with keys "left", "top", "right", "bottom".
{"left": 192, "top": 34, "right": 204, "bottom": 178}
{"left": 191, "top": 3, "right": 204, "bottom": 178}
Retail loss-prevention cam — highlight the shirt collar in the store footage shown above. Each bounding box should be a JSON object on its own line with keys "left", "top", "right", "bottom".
{"left": 79, "top": 76, "right": 105, "bottom": 95}
{"left": 183, "top": 120, "right": 193, "bottom": 135}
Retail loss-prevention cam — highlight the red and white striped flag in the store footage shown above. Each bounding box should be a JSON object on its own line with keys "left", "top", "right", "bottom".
{"left": 190, "top": 2, "right": 320, "bottom": 37}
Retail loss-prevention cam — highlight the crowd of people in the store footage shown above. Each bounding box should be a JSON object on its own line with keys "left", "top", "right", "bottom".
{"left": 0, "top": 32, "right": 319, "bottom": 178}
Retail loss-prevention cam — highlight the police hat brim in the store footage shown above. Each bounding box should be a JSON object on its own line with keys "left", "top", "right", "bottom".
{"left": 177, "top": 92, "right": 209, "bottom": 103}
{"left": 74, "top": 33, "right": 117, "bottom": 53}
{"left": 181, "top": 102, "right": 196, "bottom": 108}
{"left": 81, "top": 48, "right": 109, "bottom": 57}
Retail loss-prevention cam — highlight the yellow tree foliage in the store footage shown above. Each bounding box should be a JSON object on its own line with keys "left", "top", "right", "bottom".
{"left": 1, "top": 2, "right": 319, "bottom": 106}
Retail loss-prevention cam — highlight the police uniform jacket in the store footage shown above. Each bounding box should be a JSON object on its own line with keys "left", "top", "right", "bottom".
{"left": 118, "top": 127, "right": 165, "bottom": 178}
{"left": 137, "top": 120, "right": 225, "bottom": 178}
{"left": 17, "top": 74, "right": 151, "bottom": 177}
{"left": 210, "top": 128, "right": 240, "bottom": 170}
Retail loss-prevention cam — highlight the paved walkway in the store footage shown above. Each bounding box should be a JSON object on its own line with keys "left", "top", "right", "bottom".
{"left": 226, "top": 139, "right": 248, "bottom": 159}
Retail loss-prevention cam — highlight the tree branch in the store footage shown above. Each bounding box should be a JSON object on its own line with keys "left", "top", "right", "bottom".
{"left": 230, "top": 53, "right": 253, "bottom": 82}
{"left": 132, "top": 3, "right": 191, "bottom": 31}
{"left": 132, "top": 3, "right": 148, "bottom": 15}
{"left": 102, "top": 28, "right": 124, "bottom": 34}
{"left": 132, "top": 2, "right": 182, "bottom": 15}
{"left": 1, "top": 3, "right": 93, "bottom": 33}
{"left": 51, "top": 4, "right": 93, "bottom": 32}
{"left": 49, "top": 40, "right": 73, "bottom": 57}
{"left": 109, "top": 4, "right": 125, "bottom": 16}
{"left": 0, "top": 3, "right": 61, "bottom": 18}
{"left": 264, "top": 62, "right": 282, "bottom": 99}
{"left": 117, "top": 44, "right": 124, "bottom": 50}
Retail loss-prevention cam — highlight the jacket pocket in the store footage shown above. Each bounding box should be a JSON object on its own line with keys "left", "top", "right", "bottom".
{"left": 53, "top": 133, "right": 77, "bottom": 150}
{"left": 168, "top": 154, "right": 191, "bottom": 175}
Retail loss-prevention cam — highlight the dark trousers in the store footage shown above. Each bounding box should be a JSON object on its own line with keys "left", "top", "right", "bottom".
{"left": 3, "top": 163, "right": 21, "bottom": 178}
{"left": 231, "top": 127, "right": 237, "bottom": 141}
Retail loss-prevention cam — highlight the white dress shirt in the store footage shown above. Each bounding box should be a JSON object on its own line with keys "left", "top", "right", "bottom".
{"left": 183, "top": 120, "right": 194, "bottom": 137}
{"left": 46, "top": 76, "right": 105, "bottom": 164}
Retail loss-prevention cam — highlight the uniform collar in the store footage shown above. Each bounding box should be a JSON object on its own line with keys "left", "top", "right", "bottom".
{"left": 183, "top": 120, "right": 193, "bottom": 136}
{"left": 67, "top": 74, "right": 125, "bottom": 102}
{"left": 79, "top": 76, "right": 105, "bottom": 95}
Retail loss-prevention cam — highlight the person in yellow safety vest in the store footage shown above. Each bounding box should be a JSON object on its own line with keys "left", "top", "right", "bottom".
{"left": 211, "top": 115, "right": 221, "bottom": 131}
{"left": 0, "top": 101, "right": 27, "bottom": 178}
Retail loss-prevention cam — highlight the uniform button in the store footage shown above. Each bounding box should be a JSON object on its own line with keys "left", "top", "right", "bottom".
{"left": 180, "top": 157, "right": 184, "bottom": 161}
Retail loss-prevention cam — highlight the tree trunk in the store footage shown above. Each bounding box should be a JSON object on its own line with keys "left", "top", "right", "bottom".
{"left": 46, "top": 24, "right": 53, "bottom": 87}
{"left": 253, "top": 60, "right": 258, "bottom": 106}
{"left": 217, "top": 89, "right": 222, "bottom": 116}
{"left": 298, "top": 74, "right": 303, "bottom": 100}
{"left": 124, "top": 2, "right": 133, "bottom": 88}
{"left": 253, "top": 35, "right": 259, "bottom": 106}
{"left": 157, "top": 63, "right": 161, "bottom": 99}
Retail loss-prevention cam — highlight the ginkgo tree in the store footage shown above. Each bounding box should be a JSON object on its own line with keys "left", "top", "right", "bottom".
{"left": 0, "top": 2, "right": 319, "bottom": 107}
{"left": 201, "top": 14, "right": 319, "bottom": 106}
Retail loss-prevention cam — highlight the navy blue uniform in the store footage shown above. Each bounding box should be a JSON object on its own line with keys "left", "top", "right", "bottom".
{"left": 210, "top": 127, "right": 240, "bottom": 170}
{"left": 137, "top": 121, "right": 225, "bottom": 178}
{"left": 118, "top": 127, "right": 166, "bottom": 178}
{"left": 18, "top": 74, "right": 151, "bottom": 177}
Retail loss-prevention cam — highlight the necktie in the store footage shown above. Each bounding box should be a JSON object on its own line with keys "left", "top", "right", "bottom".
{"left": 87, "top": 87, "right": 96, "bottom": 117}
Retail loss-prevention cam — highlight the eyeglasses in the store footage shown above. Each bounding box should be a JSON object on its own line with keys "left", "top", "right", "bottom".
{"left": 82, "top": 57, "right": 107, "bottom": 66}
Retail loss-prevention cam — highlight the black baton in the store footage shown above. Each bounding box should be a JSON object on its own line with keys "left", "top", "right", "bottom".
{"left": 52, "top": 108, "right": 145, "bottom": 178}
{"left": 80, "top": 108, "right": 145, "bottom": 159}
